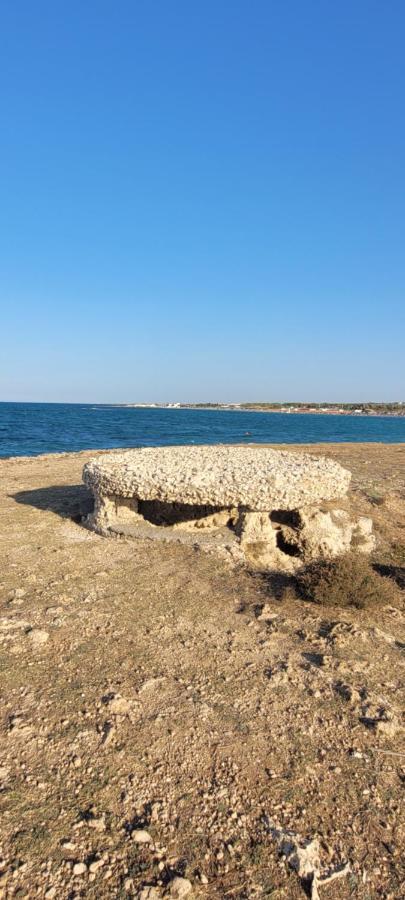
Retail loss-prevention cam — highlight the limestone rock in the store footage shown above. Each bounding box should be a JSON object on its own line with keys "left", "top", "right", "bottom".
{"left": 73, "top": 862, "right": 87, "bottom": 875}
{"left": 28, "top": 628, "right": 49, "bottom": 646}
{"left": 351, "top": 516, "right": 376, "bottom": 553}
{"left": 294, "top": 509, "right": 375, "bottom": 562}
{"left": 83, "top": 445, "right": 350, "bottom": 514}
{"left": 104, "top": 693, "right": 132, "bottom": 716}
{"left": 131, "top": 829, "right": 153, "bottom": 844}
{"left": 138, "top": 888, "right": 162, "bottom": 900}
{"left": 166, "top": 877, "right": 193, "bottom": 898}
{"left": 83, "top": 446, "right": 374, "bottom": 573}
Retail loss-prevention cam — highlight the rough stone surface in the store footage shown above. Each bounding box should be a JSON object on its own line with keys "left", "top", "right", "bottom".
{"left": 292, "top": 509, "right": 376, "bottom": 561}
{"left": 72, "top": 862, "right": 87, "bottom": 876}
{"left": 83, "top": 446, "right": 376, "bottom": 571}
{"left": 166, "top": 877, "right": 193, "bottom": 898}
{"left": 131, "top": 830, "right": 153, "bottom": 844}
{"left": 28, "top": 628, "right": 50, "bottom": 646}
{"left": 83, "top": 445, "right": 351, "bottom": 511}
{"left": 138, "top": 889, "right": 162, "bottom": 900}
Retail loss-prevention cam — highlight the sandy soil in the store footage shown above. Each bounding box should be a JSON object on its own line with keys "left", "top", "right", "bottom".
{"left": 0, "top": 444, "right": 404, "bottom": 899}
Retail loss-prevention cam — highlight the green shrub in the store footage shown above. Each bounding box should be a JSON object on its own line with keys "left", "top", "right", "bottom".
{"left": 296, "top": 553, "right": 400, "bottom": 609}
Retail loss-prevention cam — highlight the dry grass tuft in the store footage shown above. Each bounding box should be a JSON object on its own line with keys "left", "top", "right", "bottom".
{"left": 296, "top": 553, "right": 401, "bottom": 609}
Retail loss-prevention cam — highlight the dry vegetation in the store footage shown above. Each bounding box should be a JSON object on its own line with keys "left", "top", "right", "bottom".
{"left": 296, "top": 554, "right": 401, "bottom": 610}
{"left": 0, "top": 443, "right": 404, "bottom": 900}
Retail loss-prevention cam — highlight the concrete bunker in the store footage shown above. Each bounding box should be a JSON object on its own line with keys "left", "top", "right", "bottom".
{"left": 83, "top": 446, "right": 375, "bottom": 572}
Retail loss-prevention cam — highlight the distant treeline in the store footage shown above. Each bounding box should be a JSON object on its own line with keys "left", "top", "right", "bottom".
{"left": 185, "top": 402, "right": 404, "bottom": 415}
{"left": 240, "top": 402, "right": 404, "bottom": 413}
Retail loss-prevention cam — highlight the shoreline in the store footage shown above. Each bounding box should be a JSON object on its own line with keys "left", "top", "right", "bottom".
{"left": 117, "top": 405, "right": 405, "bottom": 417}
{"left": 1, "top": 441, "right": 405, "bottom": 464}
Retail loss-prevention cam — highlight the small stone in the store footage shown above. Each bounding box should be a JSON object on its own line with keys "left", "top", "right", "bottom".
{"left": 376, "top": 718, "right": 402, "bottom": 738}
{"left": 45, "top": 889, "right": 56, "bottom": 899}
{"left": 132, "top": 829, "right": 152, "bottom": 844}
{"left": 138, "top": 888, "right": 162, "bottom": 900}
{"left": 28, "top": 628, "right": 49, "bottom": 645}
{"left": 167, "top": 876, "right": 193, "bottom": 898}
{"left": 104, "top": 693, "right": 132, "bottom": 716}
{"left": 61, "top": 841, "right": 76, "bottom": 851}
{"left": 73, "top": 862, "right": 87, "bottom": 875}
{"left": 101, "top": 722, "right": 116, "bottom": 746}
{"left": 200, "top": 873, "right": 208, "bottom": 884}
{"left": 89, "top": 858, "right": 105, "bottom": 873}
{"left": 257, "top": 605, "right": 278, "bottom": 622}
{"left": 9, "top": 588, "right": 26, "bottom": 602}
{"left": 87, "top": 815, "right": 106, "bottom": 832}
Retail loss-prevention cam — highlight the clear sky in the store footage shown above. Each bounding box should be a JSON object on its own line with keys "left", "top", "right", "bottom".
{"left": 1, "top": 0, "right": 404, "bottom": 403}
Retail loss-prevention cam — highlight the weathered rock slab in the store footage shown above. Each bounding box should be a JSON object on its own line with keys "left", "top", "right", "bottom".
{"left": 83, "top": 446, "right": 374, "bottom": 572}
{"left": 83, "top": 445, "right": 350, "bottom": 511}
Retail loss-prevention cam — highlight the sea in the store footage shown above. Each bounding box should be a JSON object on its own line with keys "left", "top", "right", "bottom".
{"left": 0, "top": 403, "right": 404, "bottom": 458}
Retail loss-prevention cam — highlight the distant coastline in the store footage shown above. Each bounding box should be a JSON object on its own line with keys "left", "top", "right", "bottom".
{"left": 115, "top": 402, "right": 405, "bottom": 418}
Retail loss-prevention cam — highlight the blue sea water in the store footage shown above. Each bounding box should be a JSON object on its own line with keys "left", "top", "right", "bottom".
{"left": 0, "top": 403, "right": 404, "bottom": 458}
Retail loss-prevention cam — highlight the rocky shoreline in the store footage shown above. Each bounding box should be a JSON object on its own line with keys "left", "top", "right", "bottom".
{"left": 0, "top": 444, "right": 404, "bottom": 899}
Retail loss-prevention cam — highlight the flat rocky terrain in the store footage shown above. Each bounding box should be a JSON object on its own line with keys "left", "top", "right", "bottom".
{"left": 0, "top": 444, "right": 404, "bottom": 900}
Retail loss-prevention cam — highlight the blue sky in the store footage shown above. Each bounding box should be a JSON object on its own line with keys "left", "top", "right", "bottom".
{"left": 1, "top": 0, "right": 404, "bottom": 402}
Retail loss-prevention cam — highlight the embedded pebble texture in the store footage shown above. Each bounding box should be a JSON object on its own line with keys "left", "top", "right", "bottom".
{"left": 82, "top": 445, "right": 351, "bottom": 510}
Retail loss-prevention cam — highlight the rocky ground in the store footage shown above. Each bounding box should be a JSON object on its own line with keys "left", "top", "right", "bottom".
{"left": 0, "top": 444, "right": 404, "bottom": 900}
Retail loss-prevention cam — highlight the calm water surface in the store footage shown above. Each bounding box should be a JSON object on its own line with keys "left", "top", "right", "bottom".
{"left": 1, "top": 404, "right": 404, "bottom": 458}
